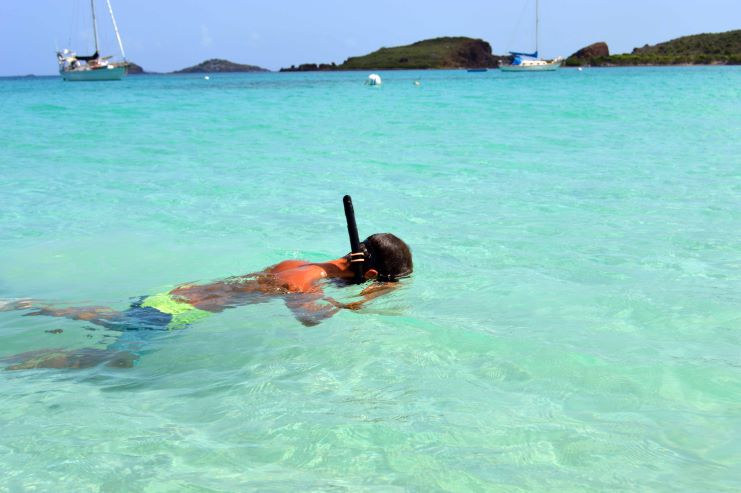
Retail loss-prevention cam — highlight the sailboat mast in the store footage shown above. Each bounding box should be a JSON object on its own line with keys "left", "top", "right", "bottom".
{"left": 90, "top": 0, "right": 100, "bottom": 55}
{"left": 535, "top": 0, "right": 539, "bottom": 56}
{"left": 106, "top": 0, "right": 127, "bottom": 60}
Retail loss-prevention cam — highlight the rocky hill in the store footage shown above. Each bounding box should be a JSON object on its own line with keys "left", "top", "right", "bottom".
{"left": 127, "top": 62, "right": 145, "bottom": 74}
{"left": 564, "top": 42, "right": 609, "bottom": 66}
{"left": 281, "top": 37, "right": 505, "bottom": 71}
{"left": 566, "top": 30, "right": 741, "bottom": 66}
{"left": 173, "top": 59, "right": 270, "bottom": 74}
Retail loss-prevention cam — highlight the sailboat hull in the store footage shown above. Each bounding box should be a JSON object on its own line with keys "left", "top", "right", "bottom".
{"left": 499, "top": 61, "right": 561, "bottom": 72}
{"left": 61, "top": 65, "right": 128, "bottom": 81}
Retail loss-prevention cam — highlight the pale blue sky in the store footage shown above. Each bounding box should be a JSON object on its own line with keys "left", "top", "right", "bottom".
{"left": 1, "top": 0, "right": 738, "bottom": 76}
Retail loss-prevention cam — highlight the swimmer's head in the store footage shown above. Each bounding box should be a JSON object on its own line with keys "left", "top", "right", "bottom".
{"left": 355, "top": 233, "right": 413, "bottom": 282}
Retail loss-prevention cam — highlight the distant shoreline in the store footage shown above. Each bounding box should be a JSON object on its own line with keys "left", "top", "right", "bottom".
{"left": 9, "top": 29, "right": 736, "bottom": 78}
{"left": 4, "top": 65, "right": 740, "bottom": 80}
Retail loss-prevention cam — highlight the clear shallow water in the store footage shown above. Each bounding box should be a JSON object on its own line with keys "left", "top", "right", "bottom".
{"left": 0, "top": 68, "right": 739, "bottom": 491}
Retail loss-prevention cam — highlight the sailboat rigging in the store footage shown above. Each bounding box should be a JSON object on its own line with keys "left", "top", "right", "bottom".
{"left": 499, "top": 0, "right": 562, "bottom": 72}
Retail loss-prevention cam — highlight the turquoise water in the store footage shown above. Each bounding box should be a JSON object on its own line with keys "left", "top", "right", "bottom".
{"left": 0, "top": 68, "right": 739, "bottom": 491}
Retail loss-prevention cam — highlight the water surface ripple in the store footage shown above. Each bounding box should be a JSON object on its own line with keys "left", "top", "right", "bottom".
{"left": 1, "top": 68, "right": 740, "bottom": 491}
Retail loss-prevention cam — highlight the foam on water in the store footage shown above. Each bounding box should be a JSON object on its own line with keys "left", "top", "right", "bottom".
{"left": 1, "top": 68, "right": 740, "bottom": 491}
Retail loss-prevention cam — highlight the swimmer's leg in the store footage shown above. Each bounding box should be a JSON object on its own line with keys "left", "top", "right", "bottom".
{"left": 5, "top": 317, "right": 174, "bottom": 370}
{"left": 3, "top": 305, "right": 141, "bottom": 370}
{"left": 24, "top": 305, "right": 124, "bottom": 329}
{"left": 4, "top": 302, "right": 173, "bottom": 370}
{"left": 3, "top": 347, "right": 138, "bottom": 370}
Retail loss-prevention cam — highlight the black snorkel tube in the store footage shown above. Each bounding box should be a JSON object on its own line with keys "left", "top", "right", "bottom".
{"left": 343, "top": 195, "right": 364, "bottom": 284}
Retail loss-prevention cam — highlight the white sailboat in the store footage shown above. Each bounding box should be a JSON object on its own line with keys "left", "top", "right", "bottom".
{"left": 499, "top": 0, "right": 562, "bottom": 72}
{"left": 57, "top": 0, "right": 129, "bottom": 81}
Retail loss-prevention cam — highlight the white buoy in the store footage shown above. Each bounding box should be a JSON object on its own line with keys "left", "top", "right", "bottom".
{"left": 413, "top": 80, "right": 421, "bottom": 86}
{"left": 577, "top": 67, "right": 583, "bottom": 72}
{"left": 204, "top": 75, "right": 210, "bottom": 80}
{"left": 366, "top": 73, "right": 382, "bottom": 86}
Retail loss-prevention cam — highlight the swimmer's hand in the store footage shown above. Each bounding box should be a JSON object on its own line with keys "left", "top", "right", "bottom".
{"left": 324, "top": 298, "right": 364, "bottom": 311}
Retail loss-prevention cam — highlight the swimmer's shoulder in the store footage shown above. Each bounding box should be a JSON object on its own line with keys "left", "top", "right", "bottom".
{"left": 268, "top": 260, "right": 330, "bottom": 293}
{"left": 266, "top": 259, "right": 311, "bottom": 274}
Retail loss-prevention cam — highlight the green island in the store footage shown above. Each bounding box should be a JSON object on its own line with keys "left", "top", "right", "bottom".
{"left": 566, "top": 30, "right": 741, "bottom": 66}
{"left": 172, "top": 58, "right": 269, "bottom": 74}
{"left": 280, "top": 37, "right": 504, "bottom": 71}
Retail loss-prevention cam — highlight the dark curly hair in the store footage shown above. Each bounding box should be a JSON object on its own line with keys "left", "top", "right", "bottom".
{"left": 358, "top": 233, "right": 413, "bottom": 282}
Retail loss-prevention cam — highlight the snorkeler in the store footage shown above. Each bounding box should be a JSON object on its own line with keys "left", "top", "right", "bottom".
{"left": 1, "top": 196, "right": 412, "bottom": 369}
{"left": 1, "top": 232, "right": 412, "bottom": 369}
{"left": 28, "top": 232, "right": 411, "bottom": 327}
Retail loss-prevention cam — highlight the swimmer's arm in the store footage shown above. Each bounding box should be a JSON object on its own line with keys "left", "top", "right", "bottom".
{"left": 325, "top": 283, "right": 399, "bottom": 311}
{"left": 284, "top": 292, "right": 340, "bottom": 327}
